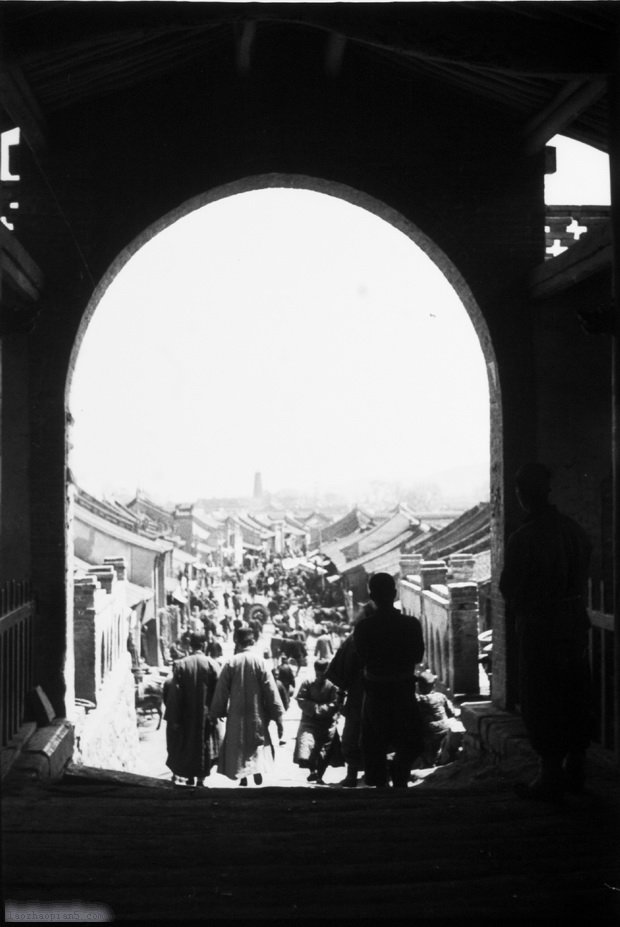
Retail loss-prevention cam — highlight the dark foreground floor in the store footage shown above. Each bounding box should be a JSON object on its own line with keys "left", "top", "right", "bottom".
{"left": 3, "top": 751, "right": 620, "bottom": 924}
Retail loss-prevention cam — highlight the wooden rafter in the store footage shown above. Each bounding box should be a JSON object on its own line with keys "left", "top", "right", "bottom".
{"left": 236, "top": 21, "right": 256, "bottom": 73}
{"left": 0, "top": 62, "right": 47, "bottom": 154}
{"left": 325, "top": 33, "right": 347, "bottom": 78}
{"left": 523, "top": 78, "right": 607, "bottom": 154}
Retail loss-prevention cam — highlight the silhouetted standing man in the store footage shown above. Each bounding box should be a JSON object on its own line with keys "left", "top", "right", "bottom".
{"left": 353, "top": 573, "right": 425, "bottom": 788}
{"left": 500, "top": 463, "right": 593, "bottom": 800}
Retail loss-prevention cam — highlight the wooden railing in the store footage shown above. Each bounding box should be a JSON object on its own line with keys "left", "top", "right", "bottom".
{"left": 0, "top": 581, "right": 34, "bottom": 749}
{"left": 545, "top": 206, "right": 610, "bottom": 260}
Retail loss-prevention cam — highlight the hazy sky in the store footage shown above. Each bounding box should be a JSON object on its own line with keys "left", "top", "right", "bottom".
{"left": 69, "top": 135, "right": 610, "bottom": 505}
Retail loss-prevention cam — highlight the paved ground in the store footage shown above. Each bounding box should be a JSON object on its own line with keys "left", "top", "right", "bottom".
{"left": 134, "top": 615, "right": 353, "bottom": 788}
{"left": 135, "top": 688, "right": 347, "bottom": 789}
{"left": 3, "top": 746, "right": 620, "bottom": 923}
{"left": 4, "top": 601, "right": 620, "bottom": 922}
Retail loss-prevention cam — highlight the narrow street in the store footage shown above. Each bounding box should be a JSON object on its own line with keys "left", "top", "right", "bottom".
{"left": 133, "top": 594, "right": 347, "bottom": 788}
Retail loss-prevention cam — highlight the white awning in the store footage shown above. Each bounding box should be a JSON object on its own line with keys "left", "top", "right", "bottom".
{"left": 126, "top": 582, "right": 154, "bottom": 608}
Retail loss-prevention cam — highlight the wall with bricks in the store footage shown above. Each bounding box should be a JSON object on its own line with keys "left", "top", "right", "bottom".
{"left": 72, "top": 562, "right": 140, "bottom": 771}
{"left": 533, "top": 271, "right": 613, "bottom": 611}
{"left": 72, "top": 655, "right": 140, "bottom": 772}
{"left": 73, "top": 516, "right": 159, "bottom": 591}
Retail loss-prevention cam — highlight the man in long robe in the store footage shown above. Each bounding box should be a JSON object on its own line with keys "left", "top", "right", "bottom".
{"left": 164, "top": 633, "right": 221, "bottom": 786}
{"left": 353, "top": 573, "right": 425, "bottom": 788}
{"left": 500, "top": 462, "right": 593, "bottom": 800}
{"left": 209, "top": 628, "right": 284, "bottom": 785}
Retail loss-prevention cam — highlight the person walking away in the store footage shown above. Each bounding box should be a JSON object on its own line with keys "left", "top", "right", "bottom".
{"left": 314, "top": 626, "right": 334, "bottom": 662}
{"left": 232, "top": 617, "right": 250, "bottom": 653}
{"left": 200, "top": 609, "right": 219, "bottom": 645}
{"left": 249, "top": 613, "right": 263, "bottom": 645}
{"left": 273, "top": 657, "right": 297, "bottom": 712}
{"left": 500, "top": 462, "right": 593, "bottom": 801}
{"left": 209, "top": 628, "right": 284, "bottom": 786}
{"left": 293, "top": 658, "right": 343, "bottom": 784}
{"left": 353, "top": 572, "right": 425, "bottom": 788}
{"left": 276, "top": 657, "right": 297, "bottom": 701}
{"left": 220, "top": 611, "right": 232, "bottom": 641}
{"left": 164, "top": 633, "right": 221, "bottom": 787}
{"left": 416, "top": 669, "right": 463, "bottom": 767}
{"left": 273, "top": 666, "right": 291, "bottom": 712}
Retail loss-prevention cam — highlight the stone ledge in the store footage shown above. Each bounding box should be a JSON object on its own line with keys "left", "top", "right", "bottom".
{"left": 460, "top": 701, "right": 537, "bottom": 767}
{"left": 12, "top": 719, "right": 74, "bottom": 780}
{"left": 64, "top": 763, "right": 170, "bottom": 789}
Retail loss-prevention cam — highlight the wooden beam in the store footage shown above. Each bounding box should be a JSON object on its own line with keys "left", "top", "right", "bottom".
{"left": 236, "top": 21, "right": 256, "bottom": 73}
{"left": 0, "top": 221, "right": 43, "bottom": 294}
{"left": 325, "top": 33, "right": 347, "bottom": 78}
{"left": 523, "top": 78, "right": 607, "bottom": 154}
{"left": 0, "top": 63, "right": 47, "bottom": 155}
{"left": 247, "top": 6, "right": 615, "bottom": 78}
{"left": 529, "top": 233, "right": 612, "bottom": 300}
{"left": 7, "top": 5, "right": 614, "bottom": 79}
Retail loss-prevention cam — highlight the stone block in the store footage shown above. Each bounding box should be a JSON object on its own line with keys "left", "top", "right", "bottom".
{"left": 460, "top": 700, "right": 494, "bottom": 735}
{"left": 104, "top": 557, "right": 127, "bottom": 580}
{"left": 87, "top": 566, "right": 116, "bottom": 594}
{"left": 15, "top": 719, "right": 74, "bottom": 779}
{"left": 448, "top": 582, "right": 478, "bottom": 604}
{"left": 449, "top": 554, "right": 476, "bottom": 580}
{"left": 399, "top": 554, "right": 422, "bottom": 577}
{"left": 460, "top": 702, "right": 536, "bottom": 765}
{"left": 420, "top": 561, "right": 448, "bottom": 590}
{"left": 429, "top": 583, "right": 449, "bottom": 598}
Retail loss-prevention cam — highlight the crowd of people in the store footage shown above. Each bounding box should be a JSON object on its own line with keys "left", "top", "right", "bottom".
{"left": 155, "top": 558, "right": 464, "bottom": 790}
{"left": 142, "top": 460, "right": 595, "bottom": 802}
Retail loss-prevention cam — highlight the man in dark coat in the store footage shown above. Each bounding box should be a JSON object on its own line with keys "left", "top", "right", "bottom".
{"left": 353, "top": 573, "right": 425, "bottom": 788}
{"left": 500, "top": 463, "right": 593, "bottom": 800}
{"left": 325, "top": 604, "right": 375, "bottom": 787}
{"left": 164, "top": 633, "right": 221, "bottom": 786}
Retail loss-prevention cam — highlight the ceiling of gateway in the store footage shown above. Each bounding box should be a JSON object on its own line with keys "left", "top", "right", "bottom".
{"left": 0, "top": 2, "right": 617, "bottom": 155}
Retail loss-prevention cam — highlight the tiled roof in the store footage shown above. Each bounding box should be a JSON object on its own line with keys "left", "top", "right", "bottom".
{"left": 320, "top": 507, "right": 375, "bottom": 544}
{"left": 341, "top": 504, "right": 427, "bottom": 560}
{"left": 341, "top": 526, "right": 422, "bottom": 577}
{"left": 410, "top": 502, "right": 491, "bottom": 559}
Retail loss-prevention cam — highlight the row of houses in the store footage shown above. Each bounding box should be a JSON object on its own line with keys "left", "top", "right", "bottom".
{"left": 312, "top": 501, "right": 491, "bottom": 613}
{"left": 71, "top": 480, "right": 491, "bottom": 677}
{"left": 70, "top": 485, "right": 339, "bottom": 666}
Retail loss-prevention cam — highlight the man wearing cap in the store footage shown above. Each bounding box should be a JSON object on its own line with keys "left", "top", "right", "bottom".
{"left": 164, "top": 632, "right": 221, "bottom": 787}
{"left": 500, "top": 462, "right": 593, "bottom": 800}
{"left": 353, "top": 572, "right": 425, "bottom": 788}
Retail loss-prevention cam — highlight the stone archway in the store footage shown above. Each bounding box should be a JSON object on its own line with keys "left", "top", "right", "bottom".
{"left": 64, "top": 175, "right": 505, "bottom": 767}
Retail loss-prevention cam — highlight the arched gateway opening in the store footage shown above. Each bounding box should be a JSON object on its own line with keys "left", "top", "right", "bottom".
{"left": 65, "top": 176, "right": 501, "bottom": 782}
